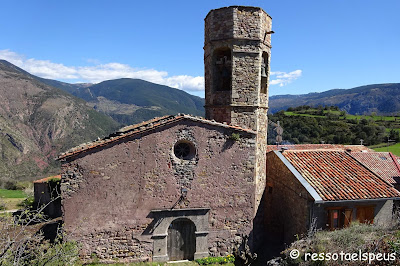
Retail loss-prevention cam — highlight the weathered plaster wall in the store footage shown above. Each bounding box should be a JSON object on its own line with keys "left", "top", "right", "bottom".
{"left": 61, "top": 120, "right": 256, "bottom": 262}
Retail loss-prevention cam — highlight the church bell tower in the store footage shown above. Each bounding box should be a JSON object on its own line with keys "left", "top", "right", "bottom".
{"left": 204, "top": 6, "right": 272, "bottom": 208}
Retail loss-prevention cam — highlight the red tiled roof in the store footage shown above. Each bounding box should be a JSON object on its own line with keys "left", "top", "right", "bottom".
{"left": 267, "top": 144, "right": 372, "bottom": 153}
{"left": 351, "top": 152, "right": 400, "bottom": 185}
{"left": 33, "top": 175, "right": 61, "bottom": 184}
{"left": 282, "top": 150, "right": 400, "bottom": 201}
{"left": 58, "top": 114, "right": 256, "bottom": 160}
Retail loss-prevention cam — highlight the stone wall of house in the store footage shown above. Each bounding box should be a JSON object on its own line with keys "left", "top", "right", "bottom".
{"left": 259, "top": 151, "right": 313, "bottom": 246}
{"left": 61, "top": 120, "right": 256, "bottom": 262}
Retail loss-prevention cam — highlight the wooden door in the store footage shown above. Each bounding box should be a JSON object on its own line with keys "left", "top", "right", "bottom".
{"left": 344, "top": 209, "right": 353, "bottom": 227}
{"left": 167, "top": 219, "right": 196, "bottom": 260}
{"left": 357, "top": 206, "right": 375, "bottom": 224}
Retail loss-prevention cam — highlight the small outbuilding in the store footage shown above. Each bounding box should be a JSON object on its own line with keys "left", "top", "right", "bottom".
{"left": 33, "top": 175, "right": 62, "bottom": 218}
{"left": 263, "top": 149, "right": 400, "bottom": 245}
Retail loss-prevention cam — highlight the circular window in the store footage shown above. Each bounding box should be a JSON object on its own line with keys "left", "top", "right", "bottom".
{"left": 174, "top": 141, "right": 195, "bottom": 160}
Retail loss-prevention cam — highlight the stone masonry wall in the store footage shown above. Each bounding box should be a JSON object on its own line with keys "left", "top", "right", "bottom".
{"left": 204, "top": 6, "right": 272, "bottom": 213}
{"left": 262, "top": 151, "right": 313, "bottom": 245}
{"left": 61, "top": 120, "right": 257, "bottom": 262}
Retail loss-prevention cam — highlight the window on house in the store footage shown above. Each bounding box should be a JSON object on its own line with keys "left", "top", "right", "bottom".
{"left": 173, "top": 141, "right": 196, "bottom": 160}
{"left": 326, "top": 207, "right": 353, "bottom": 230}
{"left": 356, "top": 206, "right": 375, "bottom": 224}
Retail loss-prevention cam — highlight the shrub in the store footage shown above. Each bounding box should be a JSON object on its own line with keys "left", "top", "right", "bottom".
{"left": 18, "top": 195, "right": 35, "bottom": 208}
{"left": 0, "top": 206, "right": 80, "bottom": 265}
{"left": 280, "top": 222, "right": 400, "bottom": 265}
{"left": 230, "top": 133, "right": 241, "bottom": 141}
{"left": 4, "top": 180, "right": 17, "bottom": 190}
{"left": 16, "top": 181, "right": 32, "bottom": 190}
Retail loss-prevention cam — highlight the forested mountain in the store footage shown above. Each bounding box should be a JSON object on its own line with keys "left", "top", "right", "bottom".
{"left": 46, "top": 78, "right": 205, "bottom": 125}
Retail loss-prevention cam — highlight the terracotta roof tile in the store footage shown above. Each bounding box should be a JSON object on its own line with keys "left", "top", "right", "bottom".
{"left": 282, "top": 150, "right": 400, "bottom": 201}
{"left": 351, "top": 152, "right": 400, "bottom": 185}
{"left": 58, "top": 114, "right": 256, "bottom": 160}
{"left": 33, "top": 175, "right": 61, "bottom": 184}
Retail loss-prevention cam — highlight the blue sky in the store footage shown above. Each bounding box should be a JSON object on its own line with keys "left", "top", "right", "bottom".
{"left": 0, "top": 0, "right": 399, "bottom": 97}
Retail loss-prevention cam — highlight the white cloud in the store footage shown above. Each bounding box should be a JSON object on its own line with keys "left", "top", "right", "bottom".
{"left": 0, "top": 49, "right": 204, "bottom": 92}
{"left": 270, "top": 70, "right": 302, "bottom": 86}
{"left": 164, "top": 75, "right": 205, "bottom": 91}
{"left": 0, "top": 49, "right": 299, "bottom": 92}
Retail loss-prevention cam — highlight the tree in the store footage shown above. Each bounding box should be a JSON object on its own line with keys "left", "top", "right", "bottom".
{"left": 0, "top": 192, "right": 79, "bottom": 265}
{"left": 388, "top": 128, "right": 400, "bottom": 142}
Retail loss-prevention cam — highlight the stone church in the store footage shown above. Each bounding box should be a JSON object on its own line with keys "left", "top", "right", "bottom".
{"left": 58, "top": 6, "right": 273, "bottom": 262}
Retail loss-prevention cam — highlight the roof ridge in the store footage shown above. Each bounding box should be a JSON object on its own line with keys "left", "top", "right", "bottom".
{"left": 348, "top": 151, "right": 396, "bottom": 188}
{"left": 389, "top": 152, "right": 400, "bottom": 176}
{"left": 33, "top": 175, "right": 61, "bottom": 183}
{"left": 57, "top": 113, "right": 256, "bottom": 161}
{"left": 284, "top": 149, "right": 345, "bottom": 153}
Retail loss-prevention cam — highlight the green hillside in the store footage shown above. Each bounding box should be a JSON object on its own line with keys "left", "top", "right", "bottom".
{"left": 268, "top": 106, "right": 400, "bottom": 148}
{"left": 269, "top": 83, "right": 400, "bottom": 115}
{"left": 373, "top": 143, "right": 400, "bottom": 155}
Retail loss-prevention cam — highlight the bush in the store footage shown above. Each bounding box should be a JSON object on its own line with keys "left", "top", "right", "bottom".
{"left": 0, "top": 205, "right": 80, "bottom": 265}
{"left": 230, "top": 133, "right": 241, "bottom": 141}
{"left": 18, "top": 195, "right": 35, "bottom": 208}
{"left": 280, "top": 223, "right": 400, "bottom": 265}
{"left": 4, "top": 180, "right": 17, "bottom": 190}
{"left": 16, "top": 181, "right": 32, "bottom": 190}
{"left": 196, "top": 255, "right": 235, "bottom": 265}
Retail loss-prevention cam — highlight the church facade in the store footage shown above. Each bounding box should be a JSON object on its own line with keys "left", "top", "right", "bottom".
{"left": 58, "top": 6, "right": 272, "bottom": 262}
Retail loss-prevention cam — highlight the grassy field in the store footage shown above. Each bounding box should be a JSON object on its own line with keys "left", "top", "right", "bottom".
{"left": 0, "top": 189, "right": 27, "bottom": 210}
{"left": 0, "top": 189, "right": 26, "bottom": 198}
{"left": 284, "top": 110, "right": 400, "bottom": 122}
{"left": 284, "top": 112, "right": 325, "bottom": 118}
{"left": 373, "top": 142, "right": 400, "bottom": 155}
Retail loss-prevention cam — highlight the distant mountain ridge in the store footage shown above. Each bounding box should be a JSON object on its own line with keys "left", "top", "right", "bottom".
{"left": 1, "top": 60, "right": 205, "bottom": 126}
{"left": 59, "top": 78, "right": 205, "bottom": 125}
{"left": 269, "top": 83, "right": 400, "bottom": 115}
{"left": 0, "top": 60, "right": 119, "bottom": 183}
